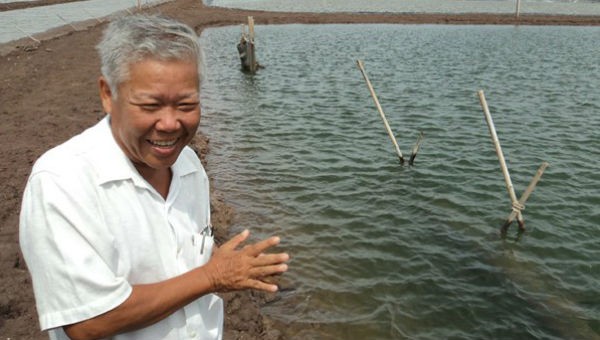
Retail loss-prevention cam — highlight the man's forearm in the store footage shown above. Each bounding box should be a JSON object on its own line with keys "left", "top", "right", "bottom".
{"left": 63, "top": 268, "right": 213, "bottom": 340}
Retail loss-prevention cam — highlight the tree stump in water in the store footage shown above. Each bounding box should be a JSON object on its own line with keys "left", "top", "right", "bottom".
{"left": 237, "top": 16, "right": 261, "bottom": 74}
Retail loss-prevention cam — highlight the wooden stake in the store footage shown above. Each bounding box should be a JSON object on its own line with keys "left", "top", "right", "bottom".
{"left": 409, "top": 131, "right": 424, "bottom": 166}
{"left": 247, "top": 16, "right": 256, "bottom": 73}
{"left": 237, "top": 17, "right": 259, "bottom": 73}
{"left": 248, "top": 16, "right": 255, "bottom": 42}
{"left": 502, "top": 162, "right": 548, "bottom": 233}
{"left": 357, "top": 60, "right": 404, "bottom": 164}
{"left": 477, "top": 90, "right": 524, "bottom": 228}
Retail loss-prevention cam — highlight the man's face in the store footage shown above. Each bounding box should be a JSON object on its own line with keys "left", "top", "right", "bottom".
{"left": 100, "top": 58, "right": 200, "bottom": 173}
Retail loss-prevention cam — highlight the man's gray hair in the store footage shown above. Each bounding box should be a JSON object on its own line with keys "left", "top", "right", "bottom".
{"left": 96, "top": 14, "right": 204, "bottom": 97}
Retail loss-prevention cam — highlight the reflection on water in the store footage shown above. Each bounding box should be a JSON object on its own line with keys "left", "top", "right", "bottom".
{"left": 199, "top": 24, "right": 600, "bottom": 339}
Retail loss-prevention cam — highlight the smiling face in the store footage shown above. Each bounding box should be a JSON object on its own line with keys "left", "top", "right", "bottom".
{"left": 100, "top": 58, "right": 200, "bottom": 178}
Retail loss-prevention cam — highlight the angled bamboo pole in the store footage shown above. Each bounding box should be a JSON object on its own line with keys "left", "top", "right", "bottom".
{"left": 409, "top": 131, "right": 424, "bottom": 166}
{"left": 477, "top": 90, "right": 524, "bottom": 229}
{"left": 516, "top": 0, "right": 522, "bottom": 18}
{"left": 502, "top": 162, "right": 549, "bottom": 232}
{"left": 357, "top": 60, "right": 404, "bottom": 164}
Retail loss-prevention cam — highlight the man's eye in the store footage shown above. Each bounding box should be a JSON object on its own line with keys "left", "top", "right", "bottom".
{"left": 140, "top": 104, "right": 160, "bottom": 111}
{"left": 178, "top": 103, "right": 198, "bottom": 111}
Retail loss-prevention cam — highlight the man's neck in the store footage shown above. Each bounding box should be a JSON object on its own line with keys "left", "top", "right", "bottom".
{"left": 135, "top": 165, "right": 172, "bottom": 200}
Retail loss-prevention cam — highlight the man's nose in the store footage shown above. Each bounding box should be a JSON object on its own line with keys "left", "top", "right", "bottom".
{"left": 155, "top": 107, "right": 181, "bottom": 132}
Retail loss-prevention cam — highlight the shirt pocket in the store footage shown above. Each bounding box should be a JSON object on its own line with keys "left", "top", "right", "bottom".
{"left": 181, "top": 231, "right": 215, "bottom": 269}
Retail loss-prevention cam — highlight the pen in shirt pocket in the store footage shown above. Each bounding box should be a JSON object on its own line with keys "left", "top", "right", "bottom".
{"left": 192, "top": 224, "right": 213, "bottom": 254}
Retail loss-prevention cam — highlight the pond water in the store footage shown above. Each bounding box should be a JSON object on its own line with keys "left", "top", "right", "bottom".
{"left": 207, "top": 0, "right": 600, "bottom": 16}
{"left": 199, "top": 24, "right": 600, "bottom": 339}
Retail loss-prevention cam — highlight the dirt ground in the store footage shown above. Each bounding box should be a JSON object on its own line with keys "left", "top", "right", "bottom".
{"left": 0, "top": 0, "right": 598, "bottom": 339}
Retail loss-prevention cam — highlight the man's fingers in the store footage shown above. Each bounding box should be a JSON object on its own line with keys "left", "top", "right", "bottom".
{"left": 250, "top": 263, "right": 288, "bottom": 277}
{"left": 243, "top": 236, "right": 281, "bottom": 256}
{"left": 252, "top": 253, "right": 289, "bottom": 267}
{"left": 210, "top": 231, "right": 289, "bottom": 293}
{"left": 248, "top": 279, "right": 280, "bottom": 292}
{"left": 220, "top": 231, "right": 281, "bottom": 255}
{"left": 220, "top": 229, "right": 250, "bottom": 251}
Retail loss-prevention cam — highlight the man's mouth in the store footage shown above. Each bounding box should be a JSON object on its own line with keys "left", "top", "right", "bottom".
{"left": 148, "top": 139, "right": 178, "bottom": 148}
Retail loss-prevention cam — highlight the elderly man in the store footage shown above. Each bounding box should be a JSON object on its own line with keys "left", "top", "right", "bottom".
{"left": 19, "top": 14, "right": 289, "bottom": 340}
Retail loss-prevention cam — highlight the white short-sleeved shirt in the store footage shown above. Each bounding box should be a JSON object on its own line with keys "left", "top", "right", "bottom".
{"left": 19, "top": 116, "right": 223, "bottom": 340}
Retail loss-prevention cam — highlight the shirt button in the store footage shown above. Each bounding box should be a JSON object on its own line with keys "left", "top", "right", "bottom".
{"left": 188, "top": 330, "right": 196, "bottom": 338}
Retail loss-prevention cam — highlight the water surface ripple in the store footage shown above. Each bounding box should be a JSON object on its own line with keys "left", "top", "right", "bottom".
{"left": 200, "top": 24, "right": 600, "bottom": 339}
{"left": 209, "top": 0, "right": 600, "bottom": 15}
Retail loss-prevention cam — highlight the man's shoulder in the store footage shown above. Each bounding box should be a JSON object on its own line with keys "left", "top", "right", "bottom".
{"left": 31, "top": 121, "right": 106, "bottom": 178}
{"left": 172, "top": 144, "right": 202, "bottom": 169}
{"left": 175, "top": 145, "right": 207, "bottom": 178}
{"left": 180, "top": 145, "right": 202, "bottom": 165}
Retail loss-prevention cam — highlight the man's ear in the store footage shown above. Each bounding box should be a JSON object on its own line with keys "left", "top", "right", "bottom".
{"left": 99, "top": 76, "right": 114, "bottom": 114}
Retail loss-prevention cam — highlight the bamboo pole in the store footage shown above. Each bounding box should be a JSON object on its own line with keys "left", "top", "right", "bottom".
{"left": 502, "top": 162, "right": 549, "bottom": 232}
{"left": 56, "top": 14, "right": 77, "bottom": 31}
{"left": 516, "top": 0, "right": 522, "bottom": 18}
{"left": 16, "top": 26, "right": 40, "bottom": 44}
{"left": 84, "top": 9, "right": 103, "bottom": 23}
{"left": 357, "top": 60, "right": 404, "bottom": 164}
{"left": 477, "top": 90, "right": 524, "bottom": 227}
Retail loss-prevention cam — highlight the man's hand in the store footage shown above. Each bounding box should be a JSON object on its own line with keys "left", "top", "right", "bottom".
{"left": 203, "top": 229, "right": 290, "bottom": 292}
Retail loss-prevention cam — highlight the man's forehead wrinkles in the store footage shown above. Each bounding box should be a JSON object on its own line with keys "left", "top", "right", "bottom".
{"left": 128, "top": 90, "right": 199, "bottom": 101}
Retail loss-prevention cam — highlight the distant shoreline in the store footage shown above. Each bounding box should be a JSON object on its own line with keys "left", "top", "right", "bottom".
{"left": 2, "top": 0, "right": 600, "bottom": 49}
{"left": 3, "top": 5, "right": 600, "bottom": 55}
